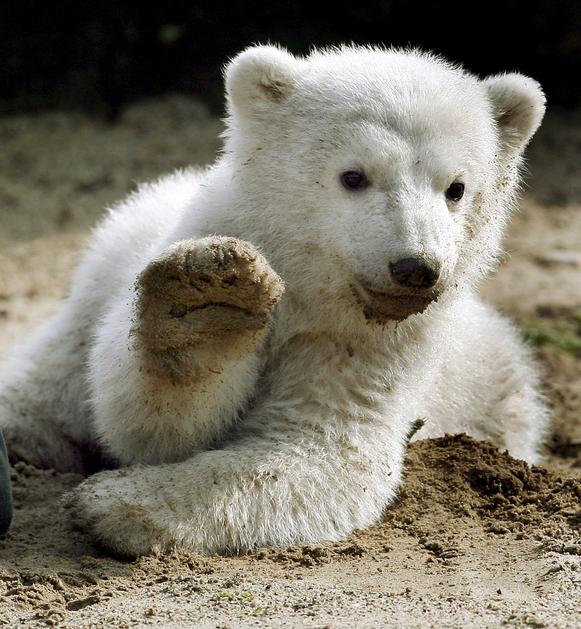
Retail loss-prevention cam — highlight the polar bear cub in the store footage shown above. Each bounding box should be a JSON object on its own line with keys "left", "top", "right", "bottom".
{"left": 0, "top": 45, "right": 547, "bottom": 556}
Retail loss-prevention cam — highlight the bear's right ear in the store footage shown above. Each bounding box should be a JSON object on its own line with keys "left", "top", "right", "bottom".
{"left": 224, "top": 45, "right": 302, "bottom": 116}
{"left": 483, "top": 73, "right": 546, "bottom": 155}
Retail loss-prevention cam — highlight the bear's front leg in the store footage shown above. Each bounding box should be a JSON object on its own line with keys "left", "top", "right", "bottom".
{"left": 89, "top": 237, "right": 283, "bottom": 465}
{"left": 70, "top": 334, "right": 415, "bottom": 556}
{"left": 67, "top": 424, "right": 405, "bottom": 557}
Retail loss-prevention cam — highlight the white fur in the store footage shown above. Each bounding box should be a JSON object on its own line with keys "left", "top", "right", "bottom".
{"left": 0, "top": 45, "right": 548, "bottom": 556}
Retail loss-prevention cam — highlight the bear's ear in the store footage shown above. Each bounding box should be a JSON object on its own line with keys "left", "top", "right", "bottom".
{"left": 224, "top": 45, "right": 302, "bottom": 116}
{"left": 483, "top": 73, "right": 546, "bottom": 154}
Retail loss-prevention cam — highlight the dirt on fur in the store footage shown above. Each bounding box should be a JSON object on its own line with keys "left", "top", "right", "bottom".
{"left": 0, "top": 97, "right": 580, "bottom": 627}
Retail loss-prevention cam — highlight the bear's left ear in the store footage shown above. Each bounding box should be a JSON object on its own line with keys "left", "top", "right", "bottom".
{"left": 224, "top": 45, "right": 303, "bottom": 117}
{"left": 483, "top": 73, "right": 546, "bottom": 154}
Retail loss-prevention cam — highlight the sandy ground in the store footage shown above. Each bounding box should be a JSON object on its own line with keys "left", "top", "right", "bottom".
{"left": 0, "top": 96, "right": 579, "bottom": 628}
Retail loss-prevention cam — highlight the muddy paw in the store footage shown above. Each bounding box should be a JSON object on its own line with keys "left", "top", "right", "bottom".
{"left": 135, "top": 237, "right": 284, "bottom": 379}
{"left": 64, "top": 469, "right": 172, "bottom": 558}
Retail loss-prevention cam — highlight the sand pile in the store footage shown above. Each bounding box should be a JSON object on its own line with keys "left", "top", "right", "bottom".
{"left": 390, "top": 435, "right": 580, "bottom": 542}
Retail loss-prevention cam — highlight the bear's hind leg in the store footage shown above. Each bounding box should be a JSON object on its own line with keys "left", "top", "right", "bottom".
{"left": 90, "top": 236, "right": 284, "bottom": 466}
{"left": 0, "top": 310, "right": 95, "bottom": 473}
{"left": 460, "top": 304, "right": 549, "bottom": 465}
{"left": 491, "top": 360, "right": 550, "bottom": 465}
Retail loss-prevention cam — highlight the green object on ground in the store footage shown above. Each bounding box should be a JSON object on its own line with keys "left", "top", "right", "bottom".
{"left": 0, "top": 430, "right": 12, "bottom": 535}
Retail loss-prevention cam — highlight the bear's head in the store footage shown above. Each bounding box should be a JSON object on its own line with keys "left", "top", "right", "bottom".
{"left": 223, "top": 45, "right": 545, "bottom": 325}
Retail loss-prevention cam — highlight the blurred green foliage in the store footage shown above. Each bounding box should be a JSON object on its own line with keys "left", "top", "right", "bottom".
{"left": 525, "top": 319, "right": 581, "bottom": 355}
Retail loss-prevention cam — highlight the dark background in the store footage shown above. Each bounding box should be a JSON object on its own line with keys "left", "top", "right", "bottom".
{"left": 1, "top": 0, "right": 580, "bottom": 119}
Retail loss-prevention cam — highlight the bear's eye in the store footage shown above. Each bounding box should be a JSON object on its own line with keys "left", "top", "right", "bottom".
{"left": 446, "top": 182, "right": 465, "bottom": 202}
{"left": 340, "top": 170, "right": 369, "bottom": 191}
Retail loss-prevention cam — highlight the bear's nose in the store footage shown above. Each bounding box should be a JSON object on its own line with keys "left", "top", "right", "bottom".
{"left": 389, "top": 257, "right": 440, "bottom": 290}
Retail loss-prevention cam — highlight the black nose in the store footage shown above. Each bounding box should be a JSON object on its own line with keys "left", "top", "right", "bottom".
{"left": 390, "top": 257, "right": 440, "bottom": 289}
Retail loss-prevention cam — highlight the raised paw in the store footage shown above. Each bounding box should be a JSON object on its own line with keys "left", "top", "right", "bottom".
{"left": 135, "top": 236, "right": 284, "bottom": 380}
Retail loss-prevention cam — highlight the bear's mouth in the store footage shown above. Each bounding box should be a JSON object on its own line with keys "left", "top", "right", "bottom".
{"left": 352, "top": 283, "right": 440, "bottom": 322}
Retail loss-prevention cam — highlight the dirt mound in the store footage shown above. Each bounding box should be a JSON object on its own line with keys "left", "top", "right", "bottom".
{"left": 389, "top": 435, "right": 580, "bottom": 545}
